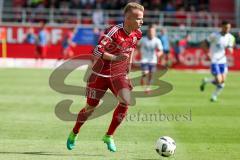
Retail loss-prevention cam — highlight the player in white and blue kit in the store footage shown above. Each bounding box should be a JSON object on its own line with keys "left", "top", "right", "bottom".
{"left": 200, "top": 21, "right": 235, "bottom": 101}
{"left": 138, "top": 24, "right": 163, "bottom": 93}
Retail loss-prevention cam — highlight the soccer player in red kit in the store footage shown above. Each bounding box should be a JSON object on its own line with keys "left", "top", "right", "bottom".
{"left": 67, "top": 2, "right": 144, "bottom": 152}
{"left": 36, "top": 22, "right": 49, "bottom": 60}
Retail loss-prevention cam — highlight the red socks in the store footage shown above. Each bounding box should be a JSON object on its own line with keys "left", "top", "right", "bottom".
{"left": 73, "top": 103, "right": 128, "bottom": 135}
{"left": 107, "top": 103, "right": 128, "bottom": 135}
{"left": 73, "top": 108, "right": 94, "bottom": 134}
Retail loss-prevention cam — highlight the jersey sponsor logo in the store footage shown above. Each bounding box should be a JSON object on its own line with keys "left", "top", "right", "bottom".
{"left": 103, "top": 39, "right": 135, "bottom": 54}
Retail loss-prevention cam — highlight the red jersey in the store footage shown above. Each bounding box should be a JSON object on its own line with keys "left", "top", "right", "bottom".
{"left": 92, "top": 23, "right": 142, "bottom": 77}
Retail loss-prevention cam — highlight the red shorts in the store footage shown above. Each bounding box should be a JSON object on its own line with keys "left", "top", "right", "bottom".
{"left": 86, "top": 73, "right": 133, "bottom": 106}
{"left": 63, "top": 46, "right": 74, "bottom": 56}
{"left": 36, "top": 46, "right": 47, "bottom": 57}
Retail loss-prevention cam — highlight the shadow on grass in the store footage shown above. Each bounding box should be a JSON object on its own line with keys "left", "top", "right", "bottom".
{"left": 0, "top": 151, "right": 105, "bottom": 157}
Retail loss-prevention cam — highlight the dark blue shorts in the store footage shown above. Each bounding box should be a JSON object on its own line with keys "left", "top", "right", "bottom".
{"left": 141, "top": 63, "right": 156, "bottom": 72}
{"left": 211, "top": 63, "right": 228, "bottom": 75}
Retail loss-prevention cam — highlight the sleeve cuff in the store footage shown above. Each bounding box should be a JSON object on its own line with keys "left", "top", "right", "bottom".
{"left": 93, "top": 48, "right": 103, "bottom": 57}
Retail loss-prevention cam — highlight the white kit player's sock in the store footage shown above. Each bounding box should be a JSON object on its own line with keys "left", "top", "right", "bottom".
{"left": 212, "top": 83, "right": 225, "bottom": 98}
{"left": 204, "top": 77, "right": 217, "bottom": 85}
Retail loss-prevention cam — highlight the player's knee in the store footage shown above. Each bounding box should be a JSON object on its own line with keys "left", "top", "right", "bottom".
{"left": 120, "top": 96, "right": 131, "bottom": 105}
{"left": 119, "top": 102, "right": 128, "bottom": 108}
{"left": 215, "top": 78, "right": 223, "bottom": 84}
{"left": 118, "top": 96, "right": 131, "bottom": 106}
{"left": 117, "top": 88, "right": 131, "bottom": 105}
{"left": 217, "top": 77, "right": 223, "bottom": 83}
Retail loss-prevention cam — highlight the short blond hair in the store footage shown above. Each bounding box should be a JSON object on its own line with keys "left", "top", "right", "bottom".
{"left": 123, "top": 2, "right": 144, "bottom": 15}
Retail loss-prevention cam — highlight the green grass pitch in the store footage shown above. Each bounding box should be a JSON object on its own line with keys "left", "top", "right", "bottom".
{"left": 0, "top": 68, "right": 240, "bottom": 160}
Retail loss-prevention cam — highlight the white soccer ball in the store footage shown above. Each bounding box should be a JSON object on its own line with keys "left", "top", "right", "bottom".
{"left": 155, "top": 136, "right": 176, "bottom": 157}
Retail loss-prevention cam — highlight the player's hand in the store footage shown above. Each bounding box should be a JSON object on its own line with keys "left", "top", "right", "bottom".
{"left": 114, "top": 54, "right": 129, "bottom": 61}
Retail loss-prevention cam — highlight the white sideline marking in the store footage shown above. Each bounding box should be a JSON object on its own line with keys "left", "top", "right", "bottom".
{"left": 0, "top": 58, "right": 91, "bottom": 70}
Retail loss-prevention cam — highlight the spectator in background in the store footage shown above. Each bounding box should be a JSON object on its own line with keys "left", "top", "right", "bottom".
{"left": 197, "top": 5, "right": 209, "bottom": 27}
{"left": 94, "top": 0, "right": 106, "bottom": 9}
{"left": 29, "top": 0, "right": 44, "bottom": 8}
{"left": 235, "top": 31, "right": 240, "bottom": 49}
{"left": 159, "top": 28, "right": 171, "bottom": 66}
{"left": 175, "top": 0, "right": 184, "bottom": 6}
{"left": 59, "top": 1, "right": 75, "bottom": 24}
{"left": 25, "top": 27, "right": 37, "bottom": 61}
{"left": 164, "top": 0, "right": 176, "bottom": 12}
{"left": 10, "top": 0, "right": 213, "bottom": 26}
{"left": 175, "top": 5, "right": 187, "bottom": 27}
{"left": 80, "top": 0, "right": 95, "bottom": 9}
{"left": 163, "top": 0, "right": 176, "bottom": 26}
{"left": 141, "top": 0, "right": 150, "bottom": 9}
{"left": 47, "top": 0, "right": 57, "bottom": 8}
{"left": 70, "top": 0, "right": 82, "bottom": 9}
{"left": 188, "top": 4, "right": 196, "bottom": 12}
{"left": 25, "top": 27, "right": 37, "bottom": 44}
{"left": 55, "top": 28, "right": 76, "bottom": 66}
{"left": 92, "top": 7, "right": 105, "bottom": 26}
{"left": 174, "top": 34, "right": 190, "bottom": 64}
{"left": 188, "top": 5, "right": 197, "bottom": 26}
{"left": 116, "top": 0, "right": 128, "bottom": 9}
{"left": 148, "top": 0, "right": 161, "bottom": 10}
{"left": 32, "top": 0, "right": 48, "bottom": 23}
{"left": 61, "top": 28, "right": 75, "bottom": 59}
{"left": 93, "top": 27, "right": 103, "bottom": 46}
{"left": 35, "top": 22, "right": 49, "bottom": 61}
{"left": 173, "top": 39, "right": 180, "bottom": 64}
{"left": 104, "top": 0, "right": 118, "bottom": 10}
{"left": 13, "top": 0, "right": 26, "bottom": 7}
{"left": 148, "top": 0, "right": 161, "bottom": 24}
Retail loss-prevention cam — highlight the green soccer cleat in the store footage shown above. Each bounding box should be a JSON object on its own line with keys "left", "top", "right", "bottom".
{"left": 200, "top": 78, "right": 206, "bottom": 92}
{"left": 102, "top": 135, "right": 117, "bottom": 152}
{"left": 66, "top": 131, "right": 78, "bottom": 150}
